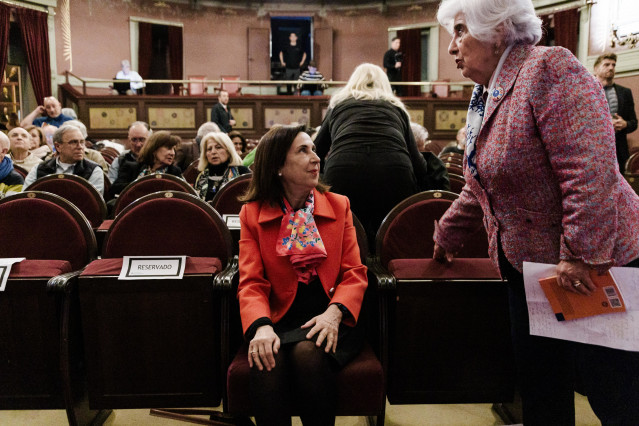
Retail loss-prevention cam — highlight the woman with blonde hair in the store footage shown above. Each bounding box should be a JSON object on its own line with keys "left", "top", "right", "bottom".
{"left": 315, "top": 63, "right": 433, "bottom": 249}
{"left": 194, "top": 132, "right": 250, "bottom": 201}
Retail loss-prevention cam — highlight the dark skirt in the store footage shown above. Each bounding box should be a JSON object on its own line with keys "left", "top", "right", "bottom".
{"left": 274, "top": 278, "right": 365, "bottom": 368}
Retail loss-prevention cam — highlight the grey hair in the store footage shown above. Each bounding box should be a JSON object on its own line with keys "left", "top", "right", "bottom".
{"left": 197, "top": 131, "right": 243, "bottom": 172}
{"left": 60, "top": 120, "right": 88, "bottom": 139}
{"left": 196, "top": 122, "right": 221, "bottom": 139}
{"left": 437, "top": 0, "right": 542, "bottom": 45}
{"left": 0, "top": 131, "right": 9, "bottom": 150}
{"left": 61, "top": 108, "right": 77, "bottom": 120}
{"left": 53, "top": 124, "right": 84, "bottom": 144}
{"left": 410, "top": 122, "right": 429, "bottom": 145}
{"left": 329, "top": 63, "right": 408, "bottom": 115}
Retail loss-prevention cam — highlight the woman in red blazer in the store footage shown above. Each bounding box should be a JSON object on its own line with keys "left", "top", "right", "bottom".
{"left": 238, "top": 124, "right": 367, "bottom": 425}
{"left": 435, "top": 0, "right": 639, "bottom": 424}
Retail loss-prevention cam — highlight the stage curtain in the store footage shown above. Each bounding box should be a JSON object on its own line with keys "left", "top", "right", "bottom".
{"left": 0, "top": 3, "right": 10, "bottom": 83}
{"left": 397, "top": 28, "right": 421, "bottom": 97}
{"left": 167, "top": 25, "right": 183, "bottom": 95}
{"left": 554, "top": 9, "right": 580, "bottom": 55}
{"left": 138, "top": 22, "right": 153, "bottom": 82}
{"left": 16, "top": 7, "right": 51, "bottom": 103}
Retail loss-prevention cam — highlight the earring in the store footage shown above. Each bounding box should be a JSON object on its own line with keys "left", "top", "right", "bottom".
{"left": 278, "top": 172, "right": 282, "bottom": 176}
{"left": 494, "top": 45, "right": 501, "bottom": 55}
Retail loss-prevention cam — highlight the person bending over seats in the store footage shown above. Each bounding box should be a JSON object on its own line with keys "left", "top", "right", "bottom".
{"left": 23, "top": 126, "right": 104, "bottom": 195}
{"left": 315, "top": 63, "right": 434, "bottom": 250}
{"left": 110, "top": 131, "right": 182, "bottom": 197}
{"left": 20, "top": 96, "right": 74, "bottom": 128}
{"left": 194, "top": 132, "right": 250, "bottom": 202}
{"left": 434, "top": 0, "right": 639, "bottom": 424}
{"left": 8, "top": 127, "right": 42, "bottom": 172}
{"left": 0, "top": 132, "right": 23, "bottom": 198}
{"left": 24, "top": 125, "right": 51, "bottom": 159}
{"left": 237, "top": 124, "right": 368, "bottom": 426}
{"left": 108, "top": 121, "right": 151, "bottom": 184}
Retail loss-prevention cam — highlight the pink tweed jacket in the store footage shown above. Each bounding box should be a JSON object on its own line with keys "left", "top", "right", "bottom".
{"left": 435, "top": 44, "right": 639, "bottom": 273}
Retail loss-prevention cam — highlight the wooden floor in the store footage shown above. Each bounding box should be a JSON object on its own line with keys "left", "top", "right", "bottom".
{"left": 0, "top": 394, "right": 600, "bottom": 425}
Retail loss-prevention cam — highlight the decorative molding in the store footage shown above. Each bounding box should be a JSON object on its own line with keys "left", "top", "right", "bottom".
{"left": 60, "top": 0, "right": 72, "bottom": 72}
{"left": 129, "top": 16, "right": 184, "bottom": 27}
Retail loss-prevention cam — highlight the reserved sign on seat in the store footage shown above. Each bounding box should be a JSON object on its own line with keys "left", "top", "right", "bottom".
{"left": 118, "top": 256, "right": 187, "bottom": 280}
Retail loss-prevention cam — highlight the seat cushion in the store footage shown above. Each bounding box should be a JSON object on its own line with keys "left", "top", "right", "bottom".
{"left": 9, "top": 259, "right": 73, "bottom": 278}
{"left": 388, "top": 258, "right": 500, "bottom": 280}
{"left": 81, "top": 257, "right": 223, "bottom": 276}
{"left": 227, "top": 342, "right": 384, "bottom": 416}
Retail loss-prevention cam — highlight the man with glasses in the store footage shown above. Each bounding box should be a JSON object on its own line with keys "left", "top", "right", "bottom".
{"left": 23, "top": 126, "right": 104, "bottom": 195}
{"left": 107, "top": 121, "right": 151, "bottom": 184}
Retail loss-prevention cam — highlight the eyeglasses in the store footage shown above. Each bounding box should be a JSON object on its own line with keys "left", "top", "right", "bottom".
{"left": 130, "top": 137, "right": 146, "bottom": 143}
{"left": 62, "top": 140, "right": 86, "bottom": 147}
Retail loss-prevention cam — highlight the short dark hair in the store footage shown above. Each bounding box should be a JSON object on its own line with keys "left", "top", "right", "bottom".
{"left": 392, "top": 37, "right": 400, "bottom": 42}
{"left": 137, "top": 130, "right": 180, "bottom": 166}
{"left": 228, "top": 130, "right": 247, "bottom": 152}
{"left": 594, "top": 53, "right": 617, "bottom": 69}
{"left": 240, "top": 124, "right": 328, "bottom": 205}
{"left": 308, "top": 60, "right": 317, "bottom": 68}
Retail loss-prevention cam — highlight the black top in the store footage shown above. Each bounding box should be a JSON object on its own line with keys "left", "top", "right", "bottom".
{"left": 315, "top": 98, "right": 431, "bottom": 190}
{"left": 210, "top": 102, "right": 234, "bottom": 133}
{"left": 110, "top": 162, "right": 183, "bottom": 198}
{"left": 281, "top": 44, "right": 305, "bottom": 70}
{"left": 383, "top": 48, "right": 402, "bottom": 81}
{"left": 1, "top": 169, "right": 24, "bottom": 185}
{"left": 200, "top": 162, "right": 251, "bottom": 201}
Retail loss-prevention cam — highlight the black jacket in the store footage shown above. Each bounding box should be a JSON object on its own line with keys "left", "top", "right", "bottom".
{"left": 612, "top": 84, "right": 638, "bottom": 173}
{"left": 210, "top": 102, "right": 234, "bottom": 133}
{"left": 110, "top": 162, "right": 183, "bottom": 198}
{"left": 36, "top": 157, "right": 99, "bottom": 181}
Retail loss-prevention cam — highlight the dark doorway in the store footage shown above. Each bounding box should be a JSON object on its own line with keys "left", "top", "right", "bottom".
{"left": 138, "top": 23, "right": 182, "bottom": 95}
{"left": 270, "top": 16, "right": 313, "bottom": 94}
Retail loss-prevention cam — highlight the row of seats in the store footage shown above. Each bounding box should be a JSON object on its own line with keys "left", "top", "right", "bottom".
{"left": 0, "top": 186, "right": 514, "bottom": 425}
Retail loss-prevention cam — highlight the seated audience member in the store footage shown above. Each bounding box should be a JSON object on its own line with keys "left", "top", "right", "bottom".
{"left": 410, "top": 122, "right": 450, "bottom": 190}
{"left": 113, "top": 59, "right": 145, "bottom": 95}
{"left": 0, "top": 132, "right": 23, "bottom": 198}
{"left": 20, "top": 96, "right": 74, "bottom": 128}
{"left": 61, "top": 108, "right": 78, "bottom": 120}
{"left": 440, "top": 127, "right": 466, "bottom": 156}
{"left": 8, "top": 127, "right": 42, "bottom": 172}
{"left": 315, "top": 63, "right": 434, "bottom": 249}
{"left": 110, "top": 130, "right": 182, "bottom": 198}
{"left": 24, "top": 125, "right": 51, "bottom": 159}
{"left": 173, "top": 121, "right": 220, "bottom": 173}
{"left": 108, "top": 121, "right": 151, "bottom": 184}
{"left": 23, "top": 125, "right": 104, "bottom": 195}
{"left": 194, "top": 132, "right": 250, "bottom": 201}
{"left": 94, "top": 140, "right": 125, "bottom": 154}
{"left": 298, "top": 61, "right": 327, "bottom": 96}
{"left": 229, "top": 130, "right": 247, "bottom": 156}
{"left": 237, "top": 125, "right": 367, "bottom": 425}
{"left": 58, "top": 120, "right": 109, "bottom": 172}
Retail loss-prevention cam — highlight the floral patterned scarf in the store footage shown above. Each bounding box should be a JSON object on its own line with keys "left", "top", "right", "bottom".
{"left": 276, "top": 191, "right": 327, "bottom": 284}
{"left": 195, "top": 165, "right": 241, "bottom": 200}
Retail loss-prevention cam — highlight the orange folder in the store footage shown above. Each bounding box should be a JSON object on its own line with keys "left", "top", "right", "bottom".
{"left": 538, "top": 270, "right": 626, "bottom": 321}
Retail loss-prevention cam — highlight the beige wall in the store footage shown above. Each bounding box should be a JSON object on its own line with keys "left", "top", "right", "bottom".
{"left": 55, "top": 0, "right": 468, "bottom": 84}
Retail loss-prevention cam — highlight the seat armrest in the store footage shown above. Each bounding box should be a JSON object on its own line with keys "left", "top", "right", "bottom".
{"left": 367, "top": 256, "right": 396, "bottom": 292}
{"left": 213, "top": 255, "right": 238, "bottom": 293}
{"left": 47, "top": 269, "right": 84, "bottom": 293}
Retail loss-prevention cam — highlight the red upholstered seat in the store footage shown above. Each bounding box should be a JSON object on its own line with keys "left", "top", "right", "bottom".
{"left": 448, "top": 173, "right": 465, "bottom": 194}
{"left": 0, "top": 191, "right": 96, "bottom": 270}
{"left": 388, "top": 258, "right": 499, "bottom": 280}
{"left": 227, "top": 343, "right": 385, "bottom": 416}
{"left": 626, "top": 152, "right": 639, "bottom": 174}
{"left": 27, "top": 173, "right": 107, "bottom": 228}
{"left": 9, "top": 259, "right": 72, "bottom": 278}
{"left": 377, "top": 190, "right": 488, "bottom": 266}
{"left": 104, "top": 191, "right": 232, "bottom": 263}
{"left": 12, "top": 163, "right": 28, "bottom": 178}
{"left": 209, "top": 173, "right": 252, "bottom": 216}
{"left": 183, "top": 159, "right": 200, "bottom": 186}
{"left": 113, "top": 173, "right": 197, "bottom": 217}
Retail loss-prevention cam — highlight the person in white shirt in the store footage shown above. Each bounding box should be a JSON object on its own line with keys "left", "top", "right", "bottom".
{"left": 114, "top": 60, "right": 145, "bottom": 95}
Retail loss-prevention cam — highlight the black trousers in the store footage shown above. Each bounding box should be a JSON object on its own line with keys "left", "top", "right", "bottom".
{"left": 499, "top": 249, "right": 639, "bottom": 426}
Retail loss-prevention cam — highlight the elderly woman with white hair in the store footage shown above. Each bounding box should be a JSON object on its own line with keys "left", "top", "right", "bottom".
{"left": 434, "top": 0, "right": 639, "bottom": 424}
{"left": 315, "top": 63, "right": 433, "bottom": 249}
{"left": 194, "top": 132, "right": 250, "bottom": 201}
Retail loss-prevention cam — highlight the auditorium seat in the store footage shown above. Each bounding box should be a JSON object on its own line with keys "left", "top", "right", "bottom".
{"left": 625, "top": 152, "right": 639, "bottom": 174}
{"left": 447, "top": 173, "right": 465, "bottom": 194}
{"left": 27, "top": 173, "right": 107, "bottom": 228}
{"left": 444, "top": 162, "right": 463, "bottom": 176}
{"left": 12, "top": 163, "right": 28, "bottom": 178}
{"left": 78, "top": 191, "right": 234, "bottom": 410}
{"left": 370, "top": 190, "right": 515, "bottom": 406}
{"left": 182, "top": 159, "right": 200, "bottom": 186}
{"left": 220, "top": 75, "right": 241, "bottom": 95}
{"left": 112, "top": 173, "right": 197, "bottom": 217}
{"left": 225, "top": 214, "right": 387, "bottom": 425}
{"left": 209, "top": 173, "right": 252, "bottom": 216}
{"left": 440, "top": 154, "right": 463, "bottom": 167}
{"left": 0, "top": 191, "right": 110, "bottom": 425}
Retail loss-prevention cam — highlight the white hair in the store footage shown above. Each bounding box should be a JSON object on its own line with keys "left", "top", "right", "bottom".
{"left": 437, "top": 0, "right": 542, "bottom": 45}
{"left": 60, "top": 120, "right": 88, "bottom": 139}
{"left": 329, "top": 63, "right": 408, "bottom": 114}
{"left": 0, "top": 131, "right": 9, "bottom": 151}
{"left": 410, "top": 122, "right": 429, "bottom": 145}
{"left": 196, "top": 122, "right": 221, "bottom": 139}
{"left": 198, "top": 131, "right": 243, "bottom": 172}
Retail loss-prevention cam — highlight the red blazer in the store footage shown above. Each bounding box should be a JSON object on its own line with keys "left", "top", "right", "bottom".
{"left": 238, "top": 189, "right": 368, "bottom": 334}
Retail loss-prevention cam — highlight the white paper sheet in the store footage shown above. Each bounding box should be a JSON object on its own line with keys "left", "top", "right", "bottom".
{"left": 118, "top": 256, "right": 187, "bottom": 280}
{"left": 0, "top": 257, "right": 26, "bottom": 291}
{"left": 523, "top": 261, "right": 639, "bottom": 352}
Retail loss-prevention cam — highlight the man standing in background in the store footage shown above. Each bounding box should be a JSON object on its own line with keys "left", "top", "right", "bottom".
{"left": 280, "top": 32, "right": 307, "bottom": 95}
{"left": 384, "top": 37, "right": 403, "bottom": 96}
{"left": 594, "top": 53, "right": 637, "bottom": 174}
{"left": 210, "top": 90, "right": 236, "bottom": 133}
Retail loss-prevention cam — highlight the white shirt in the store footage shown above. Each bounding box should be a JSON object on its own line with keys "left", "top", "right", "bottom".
{"left": 116, "top": 70, "right": 145, "bottom": 90}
